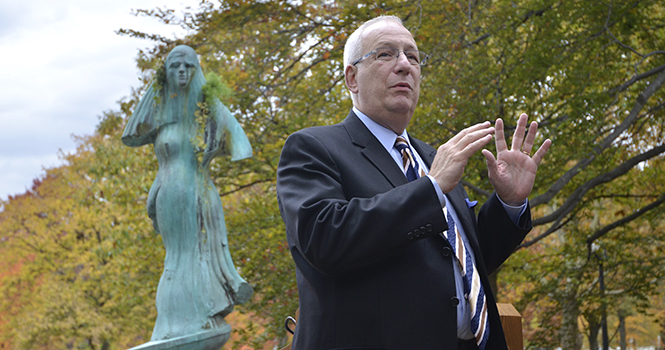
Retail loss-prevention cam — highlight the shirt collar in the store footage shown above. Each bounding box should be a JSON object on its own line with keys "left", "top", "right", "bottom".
{"left": 353, "top": 107, "right": 412, "bottom": 153}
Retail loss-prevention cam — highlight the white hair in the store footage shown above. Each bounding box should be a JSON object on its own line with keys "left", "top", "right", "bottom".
{"left": 343, "top": 16, "right": 405, "bottom": 104}
{"left": 343, "top": 15, "right": 404, "bottom": 69}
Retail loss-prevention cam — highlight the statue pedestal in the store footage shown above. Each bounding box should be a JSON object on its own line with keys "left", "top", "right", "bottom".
{"left": 128, "top": 324, "right": 231, "bottom": 350}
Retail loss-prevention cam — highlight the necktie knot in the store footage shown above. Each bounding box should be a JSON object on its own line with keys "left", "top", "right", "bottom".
{"left": 394, "top": 136, "right": 422, "bottom": 182}
{"left": 394, "top": 136, "right": 409, "bottom": 151}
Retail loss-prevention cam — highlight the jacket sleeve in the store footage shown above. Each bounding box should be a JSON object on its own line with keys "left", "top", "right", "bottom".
{"left": 476, "top": 192, "right": 532, "bottom": 275}
{"left": 276, "top": 130, "right": 448, "bottom": 275}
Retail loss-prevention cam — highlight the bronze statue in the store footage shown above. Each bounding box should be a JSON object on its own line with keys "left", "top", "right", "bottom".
{"left": 122, "top": 45, "right": 253, "bottom": 349}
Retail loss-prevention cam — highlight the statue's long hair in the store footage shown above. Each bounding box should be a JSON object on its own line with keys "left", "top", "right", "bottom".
{"left": 129, "top": 45, "right": 206, "bottom": 133}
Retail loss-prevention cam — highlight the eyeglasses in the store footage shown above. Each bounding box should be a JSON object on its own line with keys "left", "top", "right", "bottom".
{"left": 352, "top": 47, "right": 429, "bottom": 66}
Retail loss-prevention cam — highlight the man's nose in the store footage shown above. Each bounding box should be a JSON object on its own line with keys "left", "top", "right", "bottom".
{"left": 179, "top": 64, "right": 186, "bottom": 73}
{"left": 394, "top": 52, "right": 412, "bottom": 73}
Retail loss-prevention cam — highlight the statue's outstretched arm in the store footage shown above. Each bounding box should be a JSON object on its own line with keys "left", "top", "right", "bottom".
{"left": 201, "top": 100, "right": 252, "bottom": 166}
{"left": 122, "top": 84, "right": 159, "bottom": 147}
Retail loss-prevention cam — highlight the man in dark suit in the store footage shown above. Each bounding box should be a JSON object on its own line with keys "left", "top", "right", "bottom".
{"left": 276, "top": 15, "right": 551, "bottom": 350}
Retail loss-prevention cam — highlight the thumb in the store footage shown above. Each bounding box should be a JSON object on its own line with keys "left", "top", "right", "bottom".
{"left": 482, "top": 149, "right": 496, "bottom": 168}
{"left": 482, "top": 149, "right": 498, "bottom": 178}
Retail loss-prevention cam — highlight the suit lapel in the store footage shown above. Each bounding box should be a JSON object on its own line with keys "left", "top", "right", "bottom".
{"left": 342, "top": 112, "right": 408, "bottom": 188}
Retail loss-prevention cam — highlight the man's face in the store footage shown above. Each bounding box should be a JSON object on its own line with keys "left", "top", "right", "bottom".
{"left": 167, "top": 53, "right": 196, "bottom": 88}
{"left": 347, "top": 21, "right": 421, "bottom": 134}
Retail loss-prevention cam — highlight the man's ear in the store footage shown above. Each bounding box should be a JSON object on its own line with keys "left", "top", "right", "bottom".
{"left": 345, "top": 65, "right": 359, "bottom": 93}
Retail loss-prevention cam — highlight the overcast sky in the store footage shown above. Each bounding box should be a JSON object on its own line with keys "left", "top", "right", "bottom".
{"left": 0, "top": 0, "right": 193, "bottom": 201}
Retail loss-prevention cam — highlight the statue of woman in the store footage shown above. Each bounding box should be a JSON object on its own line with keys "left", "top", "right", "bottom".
{"left": 122, "top": 45, "right": 253, "bottom": 342}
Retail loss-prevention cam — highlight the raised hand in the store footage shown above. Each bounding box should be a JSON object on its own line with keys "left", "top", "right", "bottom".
{"left": 481, "top": 113, "right": 551, "bottom": 205}
{"left": 429, "top": 121, "right": 495, "bottom": 194}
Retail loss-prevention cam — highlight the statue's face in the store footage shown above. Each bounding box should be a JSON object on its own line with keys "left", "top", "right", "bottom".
{"left": 167, "top": 53, "right": 196, "bottom": 88}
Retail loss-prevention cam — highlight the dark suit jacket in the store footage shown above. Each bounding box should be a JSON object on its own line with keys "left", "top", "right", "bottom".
{"left": 276, "top": 111, "right": 531, "bottom": 350}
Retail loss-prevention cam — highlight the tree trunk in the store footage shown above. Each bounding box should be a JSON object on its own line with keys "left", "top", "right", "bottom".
{"left": 658, "top": 314, "right": 665, "bottom": 350}
{"left": 560, "top": 295, "right": 582, "bottom": 350}
{"left": 618, "top": 309, "right": 627, "bottom": 350}
{"left": 587, "top": 317, "right": 600, "bottom": 350}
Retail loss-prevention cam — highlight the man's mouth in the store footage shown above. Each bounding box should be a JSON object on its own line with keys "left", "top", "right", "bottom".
{"left": 392, "top": 82, "right": 412, "bottom": 90}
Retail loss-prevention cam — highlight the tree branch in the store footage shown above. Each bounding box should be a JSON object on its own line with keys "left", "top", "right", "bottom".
{"left": 461, "top": 179, "right": 491, "bottom": 198}
{"left": 519, "top": 143, "right": 665, "bottom": 248}
{"left": 532, "top": 67, "right": 665, "bottom": 207}
{"left": 586, "top": 193, "right": 665, "bottom": 245}
{"left": 608, "top": 64, "right": 665, "bottom": 95}
{"left": 515, "top": 6, "right": 552, "bottom": 28}
{"left": 534, "top": 142, "right": 665, "bottom": 226}
{"left": 517, "top": 213, "right": 575, "bottom": 249}
{"left": 218, "top": 178, "right": 273, "bottom": 197}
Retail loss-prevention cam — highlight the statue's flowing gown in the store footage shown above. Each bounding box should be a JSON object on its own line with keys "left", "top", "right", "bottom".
{"left": 123, "top": 94, "right": 252, "bottom": 340}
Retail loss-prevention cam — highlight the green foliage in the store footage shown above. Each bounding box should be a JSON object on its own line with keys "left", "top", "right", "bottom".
{"left": 154, "top": 63, "right": 166, "bottom": 92}
{"left": 194, "top": 72, "right": 236, "bottom": 165}
{"left": 193, "top": 101, "right": 211, "bottom": 162}
{"left": 0, "top": 109, "right": 162, "bottom": 349}
{"left": 223, "top": 186, "right": 296, "bottom": 349}
{"left": 202, "top": 72, "right": 233, "bottom": 105}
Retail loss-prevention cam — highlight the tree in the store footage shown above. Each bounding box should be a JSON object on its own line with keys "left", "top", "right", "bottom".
{"left": 0, "top": 106, "right": 164, "bottom": 349}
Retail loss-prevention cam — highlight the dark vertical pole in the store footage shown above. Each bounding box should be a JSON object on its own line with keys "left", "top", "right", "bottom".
{"left": 599, "top": 259, "right": 609, "bottom": 350}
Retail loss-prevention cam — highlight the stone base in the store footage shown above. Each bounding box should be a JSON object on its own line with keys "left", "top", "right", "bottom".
{"left": 128, "top": 324, "right": 231, "bottom": 350}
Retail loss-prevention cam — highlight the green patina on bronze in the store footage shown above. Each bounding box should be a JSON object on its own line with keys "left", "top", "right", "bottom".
{"left": 122, "top": 45, "right": 253, "bottom": 350}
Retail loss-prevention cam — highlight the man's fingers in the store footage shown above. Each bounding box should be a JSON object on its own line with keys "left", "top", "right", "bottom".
{"left": 461, "top": 133, "right": 494, "bottom": 158}
{"left": 511, "top": 113, "right": 529, "bottom": 151}
{"left": 448, "top": 121, "right": 493, "bottom": 145}
{"left": 521, "top": 121, "right": 538, "bottom": 154}
{"left": 494, "top": 118, "right": 507, "bottom": 153}
{"left": 455, "top": 126, "right": 495, "bottom": 154}
{"left": 431, "top": 133, "right": 494, "bottom": 193}
{"left": 482, "top": 149, "right": 497, "bottom": 170}
{"left": 532, "top": 139, "right": 552, "bottom": 165}
{"left": 436, "top": 129, "right": 493, "bottom": 165}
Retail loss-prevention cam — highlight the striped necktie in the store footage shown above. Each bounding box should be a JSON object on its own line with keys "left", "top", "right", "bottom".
{"left": 394, "top": 136, "right": 425, "bottom": 181}
{"left": 442, "top": 207, "right": 490, "bottom": 350}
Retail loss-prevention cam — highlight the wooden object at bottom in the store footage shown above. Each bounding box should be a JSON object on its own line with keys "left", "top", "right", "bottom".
{"left": 497, "top": 303, "right": 523, "bottom": 350}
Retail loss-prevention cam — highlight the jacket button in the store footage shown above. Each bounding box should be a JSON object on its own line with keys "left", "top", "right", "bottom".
{"left": 441, "top": 247, "right": 451, "bottom": 257}
{"left": 450, "top": 297, "right": 460, "bottom": 306}
{"left": 413, "top": 228, "right": 420, "bottom": 238}
{"left": 426, "top": 224, "right": 433, "bottom": 232}
{"left": 420, "top": 226, "right": 426, "bottom": 234}
{"left": 407, "top": 232, "right": 414, "bottom": 240}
